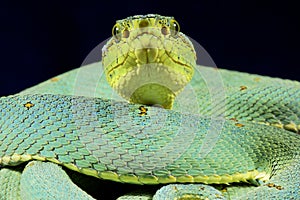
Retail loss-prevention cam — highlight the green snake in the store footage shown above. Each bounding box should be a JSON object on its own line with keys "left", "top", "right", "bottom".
{"left": 0, "top": 14, "right": 299, "bottom": 199}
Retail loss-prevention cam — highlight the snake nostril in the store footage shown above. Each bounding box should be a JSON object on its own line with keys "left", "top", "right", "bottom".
{"left": 161, "top": 26, "right": 169, "bottom": 35}
{"left": 123, "top": 29, "right": 130, "bottom": 38}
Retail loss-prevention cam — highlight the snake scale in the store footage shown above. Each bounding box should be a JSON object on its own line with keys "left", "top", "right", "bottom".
{"left": 0, "top": 14, "right": 299, "bottom": 199}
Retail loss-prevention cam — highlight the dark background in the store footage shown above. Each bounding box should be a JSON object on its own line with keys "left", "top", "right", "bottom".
{"left": 1, "top": 1, "right": 299, "bottom": 96}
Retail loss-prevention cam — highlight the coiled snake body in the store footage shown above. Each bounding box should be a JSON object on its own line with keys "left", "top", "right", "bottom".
{"left": 0, "top": 14, "right": 299, "bottom": 199}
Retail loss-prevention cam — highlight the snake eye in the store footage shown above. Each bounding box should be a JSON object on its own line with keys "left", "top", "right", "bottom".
{"left": 170, "top": 19, "right": 180, "bottom": 36}
{"left": 112, "top": 24, "right": 122, "bottom": 41}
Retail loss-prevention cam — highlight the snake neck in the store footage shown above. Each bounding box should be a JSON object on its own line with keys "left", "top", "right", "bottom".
{"left": 130, "top": 83, "right": 175, "bottom": 109}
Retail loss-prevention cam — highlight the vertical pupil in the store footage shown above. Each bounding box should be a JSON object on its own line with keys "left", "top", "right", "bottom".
{"left": 173, "top": 23, "right": 178, "bottom": 31}
{"left": 114, "top": 27, "right": 119, "bottom": 35}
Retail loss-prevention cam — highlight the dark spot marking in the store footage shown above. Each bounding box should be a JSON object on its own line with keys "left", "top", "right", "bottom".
{"left": 229, "top": 118, "right": 238, "bottom": 122}
{"left": 24, "top": 102, "right": 34, "bottom": 110}
{"left": 266, "top": 183, "right": 284, "bottom": 190}
{"left": 235, "top": 123, "right": 244, "bottom": 127}
{"left": 240, "top": 86, "right": 247, "bottom": 91}
{"left": 138, "top": 106, "right": 148, "bottom": 116}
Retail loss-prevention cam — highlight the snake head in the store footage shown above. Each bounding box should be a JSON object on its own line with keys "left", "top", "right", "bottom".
{"left": 102, "top": 14, "right": 196, "bottom": 109}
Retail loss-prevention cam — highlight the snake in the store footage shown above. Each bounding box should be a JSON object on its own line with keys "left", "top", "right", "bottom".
{"left": 0, "top": 14, "right": 299, "bottom": 199}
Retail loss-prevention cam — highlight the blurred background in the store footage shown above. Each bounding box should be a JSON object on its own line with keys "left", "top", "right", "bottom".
{"left": 1, "top": 1, "right": 299, "bottom": 96}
